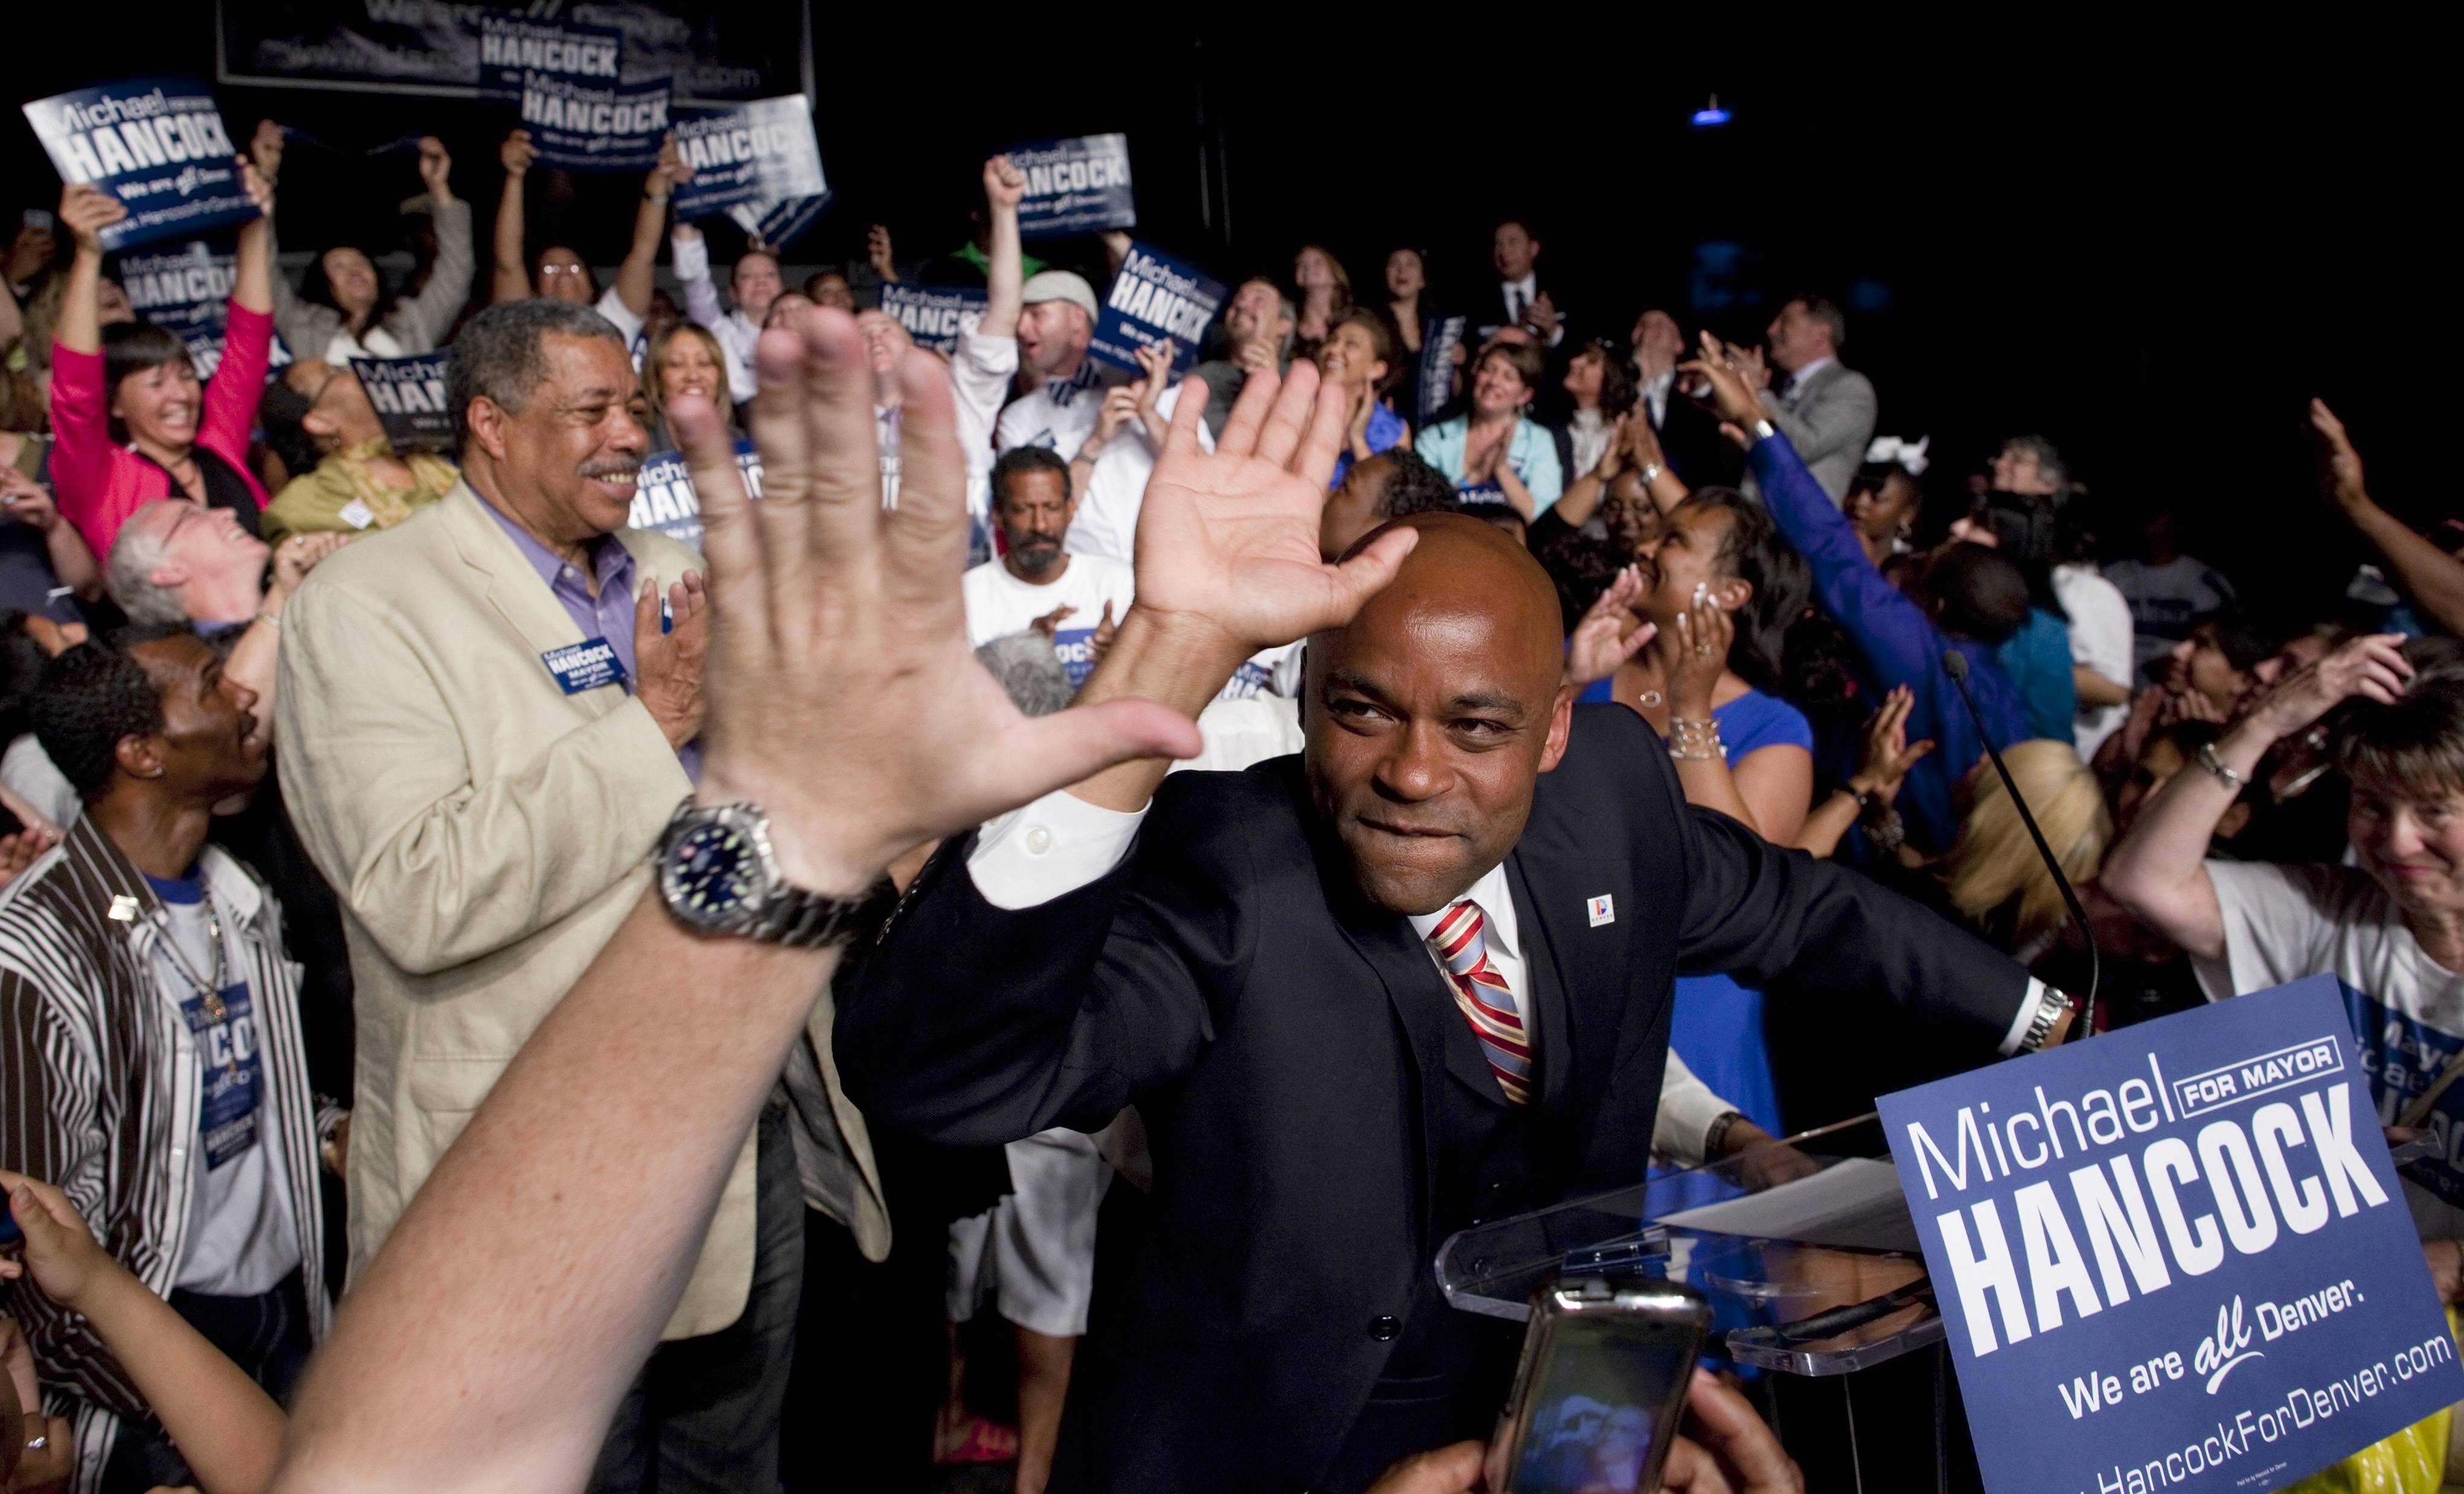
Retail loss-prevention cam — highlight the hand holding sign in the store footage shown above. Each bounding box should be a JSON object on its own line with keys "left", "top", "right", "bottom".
{"left": 984, "top": 153, "right": 1025, "bottom": 211}
{"left": 249, "top": 117, "right": 283, "bottom": 186}
{"left": 417, "top": 136, "right": 453, "bottom": 204}
{"left": 868, "top": 224, "right": 896, "bottom": 284}
{"left": 57, "top": 182, "right": 126, "bottom": 254}
{"left": 501, "top": 127, "right": 537, "bottom": 178}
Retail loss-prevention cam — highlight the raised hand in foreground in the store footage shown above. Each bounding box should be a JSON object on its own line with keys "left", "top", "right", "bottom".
{"left": 269, "top": 309, "right": 1198, "bottom": 1493}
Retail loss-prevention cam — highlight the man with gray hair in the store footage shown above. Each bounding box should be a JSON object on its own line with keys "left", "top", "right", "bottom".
{"left": 106, "top": 501, "right": 346, "bottom": 751}
{"left": 1753, "top": 293, "right": 1878, "bottom": 504}
{"left": 275, "top": 297, "right": 859, "bottom": 1491}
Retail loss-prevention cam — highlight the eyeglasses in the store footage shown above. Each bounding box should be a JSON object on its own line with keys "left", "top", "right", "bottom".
{"left": 539, "top": 264, "right": 589, "bottom": 278}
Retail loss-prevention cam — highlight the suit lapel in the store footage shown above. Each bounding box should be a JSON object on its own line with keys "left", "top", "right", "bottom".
{"left": 437, "top": 481, "right": 612, "bottom": 708}
{"left": 1508, "top": 848, "right": 1637, "bottom": 1129}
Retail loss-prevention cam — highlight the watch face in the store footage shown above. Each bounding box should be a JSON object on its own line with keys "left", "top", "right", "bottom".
{"left": 664, "top": 819, "right": 768, "bottom": 923}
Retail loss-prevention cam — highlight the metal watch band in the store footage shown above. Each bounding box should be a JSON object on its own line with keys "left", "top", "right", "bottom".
{"left": 745, "top": 877, "right": 897, "bottom": 949}
{"left": 2195, "top": 740, "right": 2248, "bottom": 791}
{"left": 2020, "top": 984, "right": 2071, "bottom": 1052}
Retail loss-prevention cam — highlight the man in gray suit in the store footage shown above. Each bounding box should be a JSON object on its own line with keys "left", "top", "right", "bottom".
{"left": 1757, "top": 294, "right": 1876, "bottom": 504}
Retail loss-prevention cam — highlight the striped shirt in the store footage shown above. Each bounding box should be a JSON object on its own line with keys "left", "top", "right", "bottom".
{"left": 0, "top": 814, "right": 327, "bottom": 1490}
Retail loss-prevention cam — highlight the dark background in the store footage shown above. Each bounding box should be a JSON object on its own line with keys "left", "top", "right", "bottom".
{"left": 8, "top": 19, "right": 2446, "bottom": 628}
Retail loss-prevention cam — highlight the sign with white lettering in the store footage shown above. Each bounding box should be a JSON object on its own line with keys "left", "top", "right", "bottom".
{"left": 1878, "top": 976, "right": 2464, "bottom": 1494}
{"left": 1417, "top": 314, "right": 1467, "bottom": 428}
{"left": 518, "top": 71, "right": 671, "bottom": 172}
{"left": 879, "top": 284, "right": 988, "bottom": 356}
{"left": 350, "top": 352, "right": 454, "bottom": 452}
{"left": 725, "top": 192, "right": 830, "bottom": 252}
{"left": 1003, "top": 134, "right": 1135, "bottom": 240}
{"left": 119, "top": 240, "right": 294, "bottom": 380}
{"left": 671, "top": 95, "right": 825, "bottom": 220}
{"left": 628, "top": 441, "right": 763, "bottom": 548}
{"left": 21, "top": 78, "right": 255, "bottom": 252}
{"left": 477, "top": 11, "right": 623, "bottom": 100}
{"left": 1089, "top": 242, "right": 1223, "bottom": 379}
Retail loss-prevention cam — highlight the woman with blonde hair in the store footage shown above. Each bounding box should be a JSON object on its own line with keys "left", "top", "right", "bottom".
{"left": 1943, "top": 739, "right": 2113, "bottom": 958}
{"left": 640, "top": 319, "right": 736, "bottom": 449}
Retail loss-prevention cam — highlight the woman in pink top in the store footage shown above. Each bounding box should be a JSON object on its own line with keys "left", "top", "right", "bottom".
{"left": 47, "top": 158, "right": 275, "bottom": 560}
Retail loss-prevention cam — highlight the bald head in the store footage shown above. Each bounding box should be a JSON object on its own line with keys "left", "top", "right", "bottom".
{"left": 1306, "top": 513, "right": 1573, "bottom": 914}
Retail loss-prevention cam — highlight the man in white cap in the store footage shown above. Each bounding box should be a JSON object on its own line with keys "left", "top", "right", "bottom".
{"left": 993, "top": 269, "right": 1114, "bottom": 461}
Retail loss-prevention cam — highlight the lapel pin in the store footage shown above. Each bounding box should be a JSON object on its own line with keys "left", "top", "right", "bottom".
{"left": 109, "top": 894, "right": 141, "bottom": 923}
{"left": 1587, "top": 894, "right": 1615, "bottom": 928}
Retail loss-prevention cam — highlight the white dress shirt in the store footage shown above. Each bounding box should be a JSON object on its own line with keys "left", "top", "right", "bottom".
{"left": 1637, "top": 368, "right": 1675, "bottom": 429}
{"left": 1498, "top": 273, "right": 1564, "bottom": 348}
{"left": 1775, "top": 354, "right": 1834, "bottom": 406}
{"left": 669, "top": 229, "right": 761, "bottom": 403}
{"left": 1064, "top": 384, "right": 1212, "bottom": 565}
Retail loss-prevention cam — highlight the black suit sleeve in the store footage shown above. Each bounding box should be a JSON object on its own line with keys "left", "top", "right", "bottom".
{"left": 836, "top": 784, "right": 1252, "bottom": 1147}
{"left": 1673, "top": 800, "right": 2033, "bottom": 1040}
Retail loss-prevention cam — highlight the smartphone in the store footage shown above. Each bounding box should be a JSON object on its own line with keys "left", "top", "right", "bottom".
{"left": 1496, "top": 1277, "right": 1712, "bottom": 1494}
{"left": 0, "top": 1191, "right": 19, "bottom": 1245}
{"left": 21, "top": 208, "right": 51, "bottom": 232}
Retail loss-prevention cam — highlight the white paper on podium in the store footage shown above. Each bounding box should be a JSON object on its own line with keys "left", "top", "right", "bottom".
{"left": 1653, "top": 1157, "right": 1920, "bottom": 1252}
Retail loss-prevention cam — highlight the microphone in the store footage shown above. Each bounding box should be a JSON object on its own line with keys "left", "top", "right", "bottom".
{"left": 1940, "top": 649, "right": 2100, "bottom": 1024}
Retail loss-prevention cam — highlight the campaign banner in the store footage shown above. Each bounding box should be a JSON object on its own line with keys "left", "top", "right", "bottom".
{"left": 118, "top": 240, "right": 293, "bottom": 380}
{"left": 1004, "top": 134, "right": 1135, "bottom": 240}
{"left": 350, "top": 353, "right": 454, "bottom": 453}
{"left": 21, "top": 79, "right": 255, "bottom": 252}
{"left": 478, "top": 12, "right": 623, "bottom": 101}
{"left": 519, "top": 72, "right": 671, "bottom": 173}
{"left": 1877, "top": 976, "right": 2464, "bottom": 1494}
{"left": 879, "top": 284, "right": 988, "bottom": 356}
{"left": 1417, "top": 314, "right": 1466, "bottom": 428}
{"left": 671, "top": 96, "right": 824, "bottom": 220}
{"left": 216, "top": 1, "right": 803, "bottom": 105}
{"left": 724, "top": 192, "right": 829, "bottom": 252}
{"left": 628, "top": 441, "right": 763, "bottom": 548}
{"left": 1089, "top": 242, "right": 1223, "bottom": 379}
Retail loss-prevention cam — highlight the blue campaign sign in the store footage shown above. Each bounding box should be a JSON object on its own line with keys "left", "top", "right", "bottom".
{"left": 478, "top": 12, "right": 623, "bottom": 101}
{"left": 1089, "top": 242, "right": 1224, "bottom": 379}
{"left": 117, "top": 240, "right": 293, "bottom": 380}
{"left": 21, "top": 78, "right": 256, "bottom": 252}
{"left": 1417, "top": 314, "right": 1467, "bottom": 427}
{"left": 879, "top": 284, "right": 989, "bottom": 356}
{"left": 1878, "top": 976, "right": 2464, "bottom": 1494}
{"left": 1004, "top": 134, "right": 1135, "bottom": 240}
{"left": 725, "top": 192, "right": 831, "bottom": 252}
{"left": 672, "top": 96, "right": 826, "bottom": 221}
{"left": 519, "top": 72, "right": 671, "bottom": 173}
{"left": 628, "top": 441, "right": 763, "bottom": 549}
{"left": 350, "top": 353, "right": 456, "bottom": 453}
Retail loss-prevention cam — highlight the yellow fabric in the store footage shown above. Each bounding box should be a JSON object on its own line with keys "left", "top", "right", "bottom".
{"left": 260, "top": 441, "right": 460, "bottom": 545}
{"left": 274, "top": 481, "right": 890, "bottom": 1341}
{"left": 2283, "top": 1309, "right": 2463, "bottom": 1494}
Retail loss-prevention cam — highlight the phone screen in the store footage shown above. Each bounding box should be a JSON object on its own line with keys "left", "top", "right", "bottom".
{"left": 1507, "top": 1312, "right": 1699, "bottom": 1493}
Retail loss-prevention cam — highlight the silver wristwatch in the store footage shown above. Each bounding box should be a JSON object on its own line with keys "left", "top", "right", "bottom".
{"left": 2018, "top": 983, "right": 2075, "bottom": 1053}
{"left": 653, "top": 802, "right": 890, "bottom": 947}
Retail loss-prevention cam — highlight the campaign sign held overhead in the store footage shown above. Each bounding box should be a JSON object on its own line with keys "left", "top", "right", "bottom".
{"left": 519, "top": 72, "right": 671, "bottom": 173}
{"left": 1004, "top": 135, "right": 1135, "bottom": 240}
{"left": 879, "top": 284, "right": 988, "bottom": 356}
{"left": 672, "top": 97, "right": 826, "bottom": 221}
{"left": 22, "top": 79, "right": 255, "bottom": 252}
{"left": 478, "top": 12, "right": 623, "bottom": 101}
{"left": 1877, "top": 976, "right": 2464, "bottom": 1494}
{"left": 350, "top": 354, "right": 456, "bottom": 454}
{"left": 1090, "top": 242, "right": 1224, "bottom": 379}
{"left": 1417, "top": 315, "right": 1468, "bottom": 428}
{"left": 118, "top": 240, "right": 294, "bottom": 382}
{"left": 727, "top": 193, "right": 830, "bottom": 252}
{"left": 629, "top": 442, "right": 765, "bottom": 550}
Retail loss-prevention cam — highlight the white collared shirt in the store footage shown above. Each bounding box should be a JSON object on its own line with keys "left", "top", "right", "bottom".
{"left": 1638, "top": 368, "right": 1675, "bottom": 428}
{"left": 1777, "top": 355, "right": 1834, "bottom": 403}
{"left": 1501, "top": 273, "right": 1538, "bottom": 322}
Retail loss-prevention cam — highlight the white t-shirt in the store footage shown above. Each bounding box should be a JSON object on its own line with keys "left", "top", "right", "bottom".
{"left": 2053, "top": 563, "right": 2134, "bottom": 762}
{"left": 952, "top": 324, "right": 1019, "bottom": 538}
{"left": 962, "top": 553, "right": 1137, "bottom": 689}
{"left": 151, "top": 885, "right": 302, "bottom": 1296}
{"left": 995, "top": 366, "right": 1114, "bottom": 462}
{"left": 2106, "top": 554, "right": 2238, "bottom": 681}
{"left": 1065, "top": 384, "right": 1213, "bottom": 566}
{"left": 2197, "top": 860, "right": 2464, "bottom": 1238}
{"left": 595, "top": 284, "right": 648, "bottom": 368}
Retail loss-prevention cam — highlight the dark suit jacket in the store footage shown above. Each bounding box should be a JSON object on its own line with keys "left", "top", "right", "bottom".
{"left": 1474, "top": 275, "right": 1569, "bottom": 348}
{"left": 838, "top": 704, "right": 2031, "bottom": 1493}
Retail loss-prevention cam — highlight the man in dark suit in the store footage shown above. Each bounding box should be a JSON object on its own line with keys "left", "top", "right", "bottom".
{"left": 1477, "top": 217, "right": 1566, "bottom": 350}
{"left": 838, "top": 366, "right": 2074, "bottom": 1494}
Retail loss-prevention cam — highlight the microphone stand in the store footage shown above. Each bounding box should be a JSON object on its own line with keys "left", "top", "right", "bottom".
{"left": 1941, "top": 649, "right": 2101, "bottom": 1028}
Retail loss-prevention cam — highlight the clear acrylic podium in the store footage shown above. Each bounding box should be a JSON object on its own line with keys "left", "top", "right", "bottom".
{"left": 1436, "top": 1115, "right": 1981, "bottom": 1491}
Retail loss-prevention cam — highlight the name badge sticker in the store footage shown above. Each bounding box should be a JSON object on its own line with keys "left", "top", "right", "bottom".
{"left": 543, "top": 638, "right": 627, "bottom": 694}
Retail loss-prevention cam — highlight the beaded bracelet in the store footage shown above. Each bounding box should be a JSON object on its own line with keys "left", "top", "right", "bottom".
{"left": 1667, "top": 716, "right": 1724, "bottom": 762}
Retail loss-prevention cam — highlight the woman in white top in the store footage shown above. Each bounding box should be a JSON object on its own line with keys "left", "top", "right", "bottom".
{"left": 2103, "top": 635, "right": 2464, "bottom": 1246}
{"left": 1559, "top": 338, "right": 1636, "bottom": 478}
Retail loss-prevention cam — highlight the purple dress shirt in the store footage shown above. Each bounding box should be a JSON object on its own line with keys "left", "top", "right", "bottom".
{"left": 480, "top": 494, "right": 701, "bottom": 781}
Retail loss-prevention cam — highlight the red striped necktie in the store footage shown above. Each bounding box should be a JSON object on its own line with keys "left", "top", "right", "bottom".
{"left": 1425, "top": 899, "right": 1532, "bottom": 1104}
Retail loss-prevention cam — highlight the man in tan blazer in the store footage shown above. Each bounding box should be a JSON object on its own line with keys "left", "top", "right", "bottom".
{"left": 275, "top": 299, "right": 887, "bottom": 1493}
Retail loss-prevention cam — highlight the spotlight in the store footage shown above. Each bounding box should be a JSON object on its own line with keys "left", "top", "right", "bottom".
{"left": 1690, "top": 94, "right": 1733, "bottom": 129}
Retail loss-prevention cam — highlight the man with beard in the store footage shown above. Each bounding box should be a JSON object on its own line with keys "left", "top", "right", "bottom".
{"left": 276, "top": 299, "right": 860, "bottom": 1492}
{"left": 962, "top": 445, "right": 1136, "bottom": 690}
